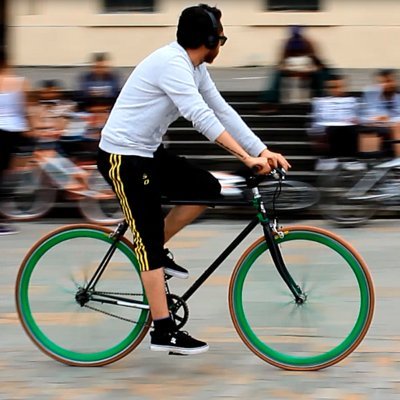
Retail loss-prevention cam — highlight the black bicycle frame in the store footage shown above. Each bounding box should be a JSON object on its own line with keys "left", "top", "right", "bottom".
{"left": 85, "top": 221, "right": 130, "bottom": 292}
{"left": 84, "top": 186, "right": 305, "bottom": 306}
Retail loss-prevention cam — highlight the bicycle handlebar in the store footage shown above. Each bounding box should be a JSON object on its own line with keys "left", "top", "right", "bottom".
{"left": 270, "top": 167, "right": 286, "bottom": 180}
{"left": 246, "top": 166, "right": 286, "bottom": 189}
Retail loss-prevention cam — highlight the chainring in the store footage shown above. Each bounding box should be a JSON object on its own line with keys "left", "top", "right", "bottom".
{"left": 167, "top": 293, "right": 189, "bottom": 330}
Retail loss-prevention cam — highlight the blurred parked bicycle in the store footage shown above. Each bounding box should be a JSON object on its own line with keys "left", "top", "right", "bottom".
{"left": 0, "top": 150, "right": 122, "bottom": 225}
{"left": 213, "top": 170, "right": 320, "bottom": 212}
{"left": 317, "top": 156, "right": 400, "bottom": 226}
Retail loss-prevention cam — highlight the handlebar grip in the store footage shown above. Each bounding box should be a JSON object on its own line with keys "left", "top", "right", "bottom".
{"left": 251, "top": 166, "right": 286, "bottom": 180}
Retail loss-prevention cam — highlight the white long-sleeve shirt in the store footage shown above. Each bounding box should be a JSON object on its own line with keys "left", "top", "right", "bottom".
{"left": 99, "top": 41, "right": 266, "bottom": 158}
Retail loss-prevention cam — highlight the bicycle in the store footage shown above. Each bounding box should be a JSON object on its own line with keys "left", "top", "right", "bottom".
{"left": 15, "top": 168, "right": 375, "bottom": 371}
{"left": 1, "top": 152, "right": 122, "bottom": 225}
{"left": 317, "top": 156, "right": 400, "bottom": 226}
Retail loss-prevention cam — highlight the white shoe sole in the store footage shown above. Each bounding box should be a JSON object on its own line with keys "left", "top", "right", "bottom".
{"left": 150, "top": 344, "right": 209, "bottom": 355}
{"left": 0, "top": 230, "right": 19, "bottom": 236}
{"left": 164, "top": 268, "right": 189, "bottom": 280}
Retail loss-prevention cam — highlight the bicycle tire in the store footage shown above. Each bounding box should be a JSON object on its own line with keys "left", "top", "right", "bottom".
{"left": 16, "top": 224, "right": 151, "bottom": 366}
{"left": 229, "top": 225, "right": 374, "bottom": 371}
{"left": 78, "top": 169, "right": 124, "bottom": 225}
{"left": 1, "top": 168, "right": 57, "bottom": 221}
{"left": 318, "top": 167, "right": 376, "bottom": 226}
{"left": 258, "top": 180, "right": 320, "bottom": 211}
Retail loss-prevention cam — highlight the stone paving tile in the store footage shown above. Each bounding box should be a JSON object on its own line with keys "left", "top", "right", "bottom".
{"left": 1, "top": 219, "right": 400, "bottom": 399}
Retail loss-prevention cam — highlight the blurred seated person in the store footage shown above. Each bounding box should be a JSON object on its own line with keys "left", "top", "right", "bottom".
{"left": 360, "top": 69, "right": 400, "bottom": 157}
{"left": 310, "top": 74, "right": 359, "bottom": 160}
{"left": 32, "top": 80, "right": 73, "bottom": 153}
{"left": 30, "top": 80, "right": 89, "bottom": 192}
{"left": 61, "top": 96, "right": 114, "bottom": 161}
{"left": 82, "top": 96, "right": 113, "bottom": 141}
{"left": 79, "top": 52, "right": 120, "bottom": 99}
{"left": 261, "top": 25, "right": 328, "bottom": 108}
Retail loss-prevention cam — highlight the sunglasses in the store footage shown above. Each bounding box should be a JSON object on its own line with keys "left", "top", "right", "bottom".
{"left": 219, "top": 35, "right": 228, "bottom": 46}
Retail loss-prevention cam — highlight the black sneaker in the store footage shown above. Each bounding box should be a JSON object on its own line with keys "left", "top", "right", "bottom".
{"left": 150, "top": 329, "right": 209, "bottom": 355}
{"left": 163, "top": 248, "right": 189, "bottom": 279}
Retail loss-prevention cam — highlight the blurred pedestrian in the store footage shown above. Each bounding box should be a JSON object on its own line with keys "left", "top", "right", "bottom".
{"left": 261, "top": 25, "right": 329, "bottom": 110}
{"left": 0, "top": 46, "right": 32, "bottom": 235}
{"left": 79, "top": 52, "right": 120, "bottom": 99}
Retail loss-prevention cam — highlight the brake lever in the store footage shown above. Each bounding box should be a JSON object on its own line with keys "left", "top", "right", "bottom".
{"left": 270, "top": 167, "right": 286, "bottom": 181}
{"left": 246, "top": 166, "right": 286, "bottom": 189}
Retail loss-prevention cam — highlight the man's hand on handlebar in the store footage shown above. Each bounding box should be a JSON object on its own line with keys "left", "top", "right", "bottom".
{"left": 259, "top": 149, "right": 291, "bottom": 171}
{"left": 244, "top": 149, "right": 291, "bottom": 175}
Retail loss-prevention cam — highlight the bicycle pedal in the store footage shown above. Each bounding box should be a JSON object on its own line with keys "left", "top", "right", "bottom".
{"left": 168, "top": 351, "right": 188, "bottom": 356}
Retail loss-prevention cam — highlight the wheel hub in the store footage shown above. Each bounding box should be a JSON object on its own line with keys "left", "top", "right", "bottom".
{"left": 75, "top": 288, "right": 90, "bottom": 306}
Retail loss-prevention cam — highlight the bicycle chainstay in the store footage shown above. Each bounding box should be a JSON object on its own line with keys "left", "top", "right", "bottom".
{"left": 83, "top": 290, "right": 151, "bottom": 327}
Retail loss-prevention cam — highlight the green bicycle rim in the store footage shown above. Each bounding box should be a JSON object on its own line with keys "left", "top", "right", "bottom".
{"left": 17, "top": 228, "right": 149, "bottom": 364}
{"left": 232, "top": 230, "right": 372, "bottom": 369}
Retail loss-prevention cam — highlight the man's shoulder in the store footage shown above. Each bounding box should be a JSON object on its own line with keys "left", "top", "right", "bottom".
{"left": 148, "top": 42, "right": 187, "bottom": 62}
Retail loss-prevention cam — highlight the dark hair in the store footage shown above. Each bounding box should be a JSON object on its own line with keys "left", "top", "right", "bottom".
{"left": 177, "top": 4, "right": 222, "bottom": 49}
{"left": 327, "top": 73, "right": 344, "bottom": 81}
{"left": 92, "top": 52, "right": 109, "bottom": 63}
{"left": 376, "top": 69, "right": 395, "bottom": 78}
{"left": 38, "top": 79, "right": 64, "bottom": 89}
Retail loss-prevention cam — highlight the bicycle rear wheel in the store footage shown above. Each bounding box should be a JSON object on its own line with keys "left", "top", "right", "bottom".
{"left": 229, "top": 226, "right": 374, "bottom": 371}
{"left": 16, "top": 224, "right": 150, "bottom": 366}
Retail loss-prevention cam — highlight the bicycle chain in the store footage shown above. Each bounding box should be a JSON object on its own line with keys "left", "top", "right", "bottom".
{"left": 83, "top": 291, "right": 151, "bottom": 327}
{"left": 95, "top": 291, "right": 142, "bottom": 297}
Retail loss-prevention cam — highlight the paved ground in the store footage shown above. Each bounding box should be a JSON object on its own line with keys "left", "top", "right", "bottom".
{"left": 1, "top": 218, "right": 400, "bottom": 400}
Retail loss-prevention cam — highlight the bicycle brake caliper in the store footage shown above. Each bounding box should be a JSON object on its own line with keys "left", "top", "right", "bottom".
{"left": 272, "top": 219, "right": 285, "bottom": 239}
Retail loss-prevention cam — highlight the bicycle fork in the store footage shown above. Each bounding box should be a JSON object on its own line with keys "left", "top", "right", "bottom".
{"left": 255, "top": 190, "right": 306, "bottom": 304}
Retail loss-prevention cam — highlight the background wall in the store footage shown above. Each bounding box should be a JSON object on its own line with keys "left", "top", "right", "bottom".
{"left": 7, "top": 0, "right": 400, "bottom": 68}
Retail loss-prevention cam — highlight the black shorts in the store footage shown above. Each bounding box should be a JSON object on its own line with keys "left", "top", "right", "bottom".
{"left": 97, "top": 146, "right": 221, "bottom": 272}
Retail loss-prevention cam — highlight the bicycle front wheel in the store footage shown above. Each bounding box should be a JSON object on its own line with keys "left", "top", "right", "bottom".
{"left": 16, "top": 224, "right": 150, "bottom": 366}
{"left": 229, "top": 226, "right": 374, "bottom": 371}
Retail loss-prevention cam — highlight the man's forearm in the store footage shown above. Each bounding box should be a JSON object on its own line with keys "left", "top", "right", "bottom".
{"left": 214, "top": 130, "right": 250, "bottom": 162}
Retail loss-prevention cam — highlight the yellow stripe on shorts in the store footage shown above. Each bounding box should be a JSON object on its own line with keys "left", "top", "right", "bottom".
{"left": 108, "top": 154, "right": 150, "bottom": 271}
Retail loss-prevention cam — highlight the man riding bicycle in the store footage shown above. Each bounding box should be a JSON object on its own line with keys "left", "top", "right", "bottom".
{"left": 97, "top": 3, "right": 290, "bottom": 355}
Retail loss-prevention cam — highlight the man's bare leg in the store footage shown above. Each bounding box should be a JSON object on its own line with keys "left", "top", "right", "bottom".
{"left": 141, "top": 205, "right": 207, "bottom": 320}
{"left": 141, "top": 268, "right": 169, "bottom": 320}
{"left": 164, "top": 205, "right": 207, "bottom": 243}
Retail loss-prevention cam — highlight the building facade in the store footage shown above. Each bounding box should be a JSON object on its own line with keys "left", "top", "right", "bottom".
{"left": 6, "top": 0, "right": 400, "bottom": 68}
